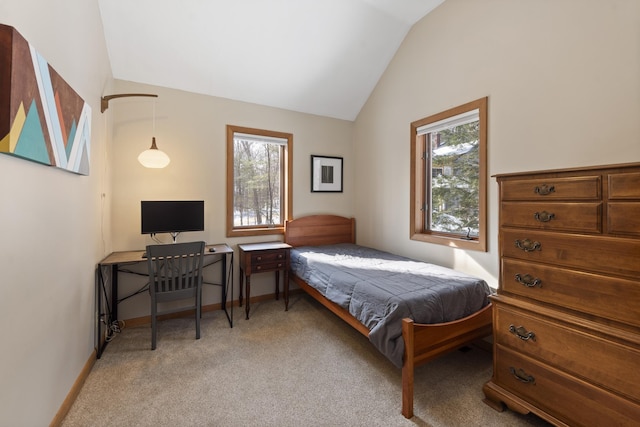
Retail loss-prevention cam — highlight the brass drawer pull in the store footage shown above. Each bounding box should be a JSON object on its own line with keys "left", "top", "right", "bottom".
{"left": 256, "top": 266, "right": 262, "bottom": 270}
{"left": 515, "top": 273, "right": 542, "bottom": 288}
{"left": 509, "top": 324, "right": 536, "bottom": 341}
{"left": 533, "top": 211, "right": 555, "bottom": 223}
{"left": 534, "top": 184, "right": 555, "bottom": 196}
{"left": 256, "top": 256, "right": 262, "bottom": 261}
{"left": 515, "top": 239, "right": 541, "bottom": 252}
{"left": 509, "top": 367, "right": 536, "bottom": 384}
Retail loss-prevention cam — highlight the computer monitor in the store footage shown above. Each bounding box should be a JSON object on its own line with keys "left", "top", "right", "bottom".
{"left": 141, "top": 200, "right": 204, "bottom": 242}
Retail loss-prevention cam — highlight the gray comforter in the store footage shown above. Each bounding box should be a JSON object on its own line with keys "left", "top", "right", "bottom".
{"left": 290, "top": 243, "right": 492, "bottom": 368}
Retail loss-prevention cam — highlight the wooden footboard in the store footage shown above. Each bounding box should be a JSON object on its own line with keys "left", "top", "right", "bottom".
{"left": 401, "top": 303, "right": 493, "bottom": 418}
{"left": 285, "top": 215, "right": 494, "bottom": 419}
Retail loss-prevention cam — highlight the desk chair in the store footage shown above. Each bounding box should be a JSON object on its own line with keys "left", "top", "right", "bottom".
{"left": 146, "top": 241, "right": 206, "bottom": 350}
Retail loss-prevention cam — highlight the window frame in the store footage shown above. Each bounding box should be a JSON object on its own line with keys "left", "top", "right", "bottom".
{"left": 410, "top": 97, "right": 487, "bottom": 252}
{"left": 226, "top": 124, "right": 293, "bottom": 238}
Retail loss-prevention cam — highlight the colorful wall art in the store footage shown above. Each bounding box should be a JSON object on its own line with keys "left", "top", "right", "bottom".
{"left": 0, "top": 24, "right": 91, "bottom": 175}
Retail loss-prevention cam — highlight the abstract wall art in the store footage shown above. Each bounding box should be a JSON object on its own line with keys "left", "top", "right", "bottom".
{"left": 0, "top": 24, "right": 91, "bottom": 175}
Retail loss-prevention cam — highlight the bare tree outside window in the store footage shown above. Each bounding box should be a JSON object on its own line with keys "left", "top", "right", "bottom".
{"left": 226, "top": 125, "right": 292, "bottom": 237}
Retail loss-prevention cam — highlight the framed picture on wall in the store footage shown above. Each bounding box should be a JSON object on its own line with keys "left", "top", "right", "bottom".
{"left": 311, "top": 155, "right": 343, "bottom": 192}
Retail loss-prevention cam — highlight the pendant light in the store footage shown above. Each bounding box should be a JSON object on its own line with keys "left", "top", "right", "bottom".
{"left": 137, "top": 101, "right": 170, "bottom": 168}
{"left": 100, "top": 93, "right": 170, "bottom": 168}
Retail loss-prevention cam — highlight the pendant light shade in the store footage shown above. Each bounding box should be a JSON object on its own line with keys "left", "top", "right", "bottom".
{"left": 100, "top": 93, "right": 171, "bottom": 169}
{"left": 138, "top": 137, "right": 170, "bottom": 168}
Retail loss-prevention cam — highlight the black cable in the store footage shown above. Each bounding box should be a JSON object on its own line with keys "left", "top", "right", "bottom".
{"left": 117, "top": 282, "right": 150, "bottom": 304}
{"left": 98, "top": 266, "right": 122, "bottom": 342}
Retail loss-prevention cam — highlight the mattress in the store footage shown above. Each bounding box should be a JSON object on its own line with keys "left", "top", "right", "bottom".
{"left": 290, "top": 243, "right": 492, "bottom": 368}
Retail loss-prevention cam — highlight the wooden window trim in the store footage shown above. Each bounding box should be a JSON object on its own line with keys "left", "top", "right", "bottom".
{"left": 409, "top": 97, "right": 487, "bottom": 252}
{"left": 226, "top": 125, "right": 293, "bottom": 238}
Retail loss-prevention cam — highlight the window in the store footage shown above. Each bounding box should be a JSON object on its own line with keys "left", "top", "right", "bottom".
{"left": 226, "top": 125, "right": 293, "bottom": 237}
{"left": 410, "top": 97, "right": 487, "bottom": 251}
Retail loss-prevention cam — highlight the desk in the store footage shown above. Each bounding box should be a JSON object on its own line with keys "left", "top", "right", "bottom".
{"left": 96, "top": 243, "right": 233, "bottom": 358}
{"left": 238, "top": 242, "right": 291, "bottom": 320}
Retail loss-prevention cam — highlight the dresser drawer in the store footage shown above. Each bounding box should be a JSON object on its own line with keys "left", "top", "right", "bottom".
{"left": 494, "top": 303, "right": 640, "bottom": 402}
{"left": 608, "top": 202, "right": 640, "bottom": 237}
{"left": 501, "top": 202, "right": 602, "bottom": 233}
{"left": 501, "top": 258, "right": 640, "bottom": 327}
{"left": 608, "top": 171, "right": 640, "bottom": 199}
{"left": 501, "top": 229, "right": 640, "bottom": 278}
{"left": 500, "top": 176, "right": 601, "bottom": 201}
{"left": 494, "top": 346, "right": 640, "bottom": 426}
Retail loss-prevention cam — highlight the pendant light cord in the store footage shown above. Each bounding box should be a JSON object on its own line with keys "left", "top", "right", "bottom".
{"left": 152, "top": 100, "right": 156, "bottom": 136}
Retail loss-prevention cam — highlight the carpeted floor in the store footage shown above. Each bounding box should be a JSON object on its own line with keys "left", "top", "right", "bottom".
{"left": 62, "top": 294, "right": 551, "bottom": 426}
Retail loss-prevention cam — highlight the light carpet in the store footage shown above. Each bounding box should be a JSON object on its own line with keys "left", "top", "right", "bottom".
{"left": 62, "top": 294, "right": 551, "bottom": 427}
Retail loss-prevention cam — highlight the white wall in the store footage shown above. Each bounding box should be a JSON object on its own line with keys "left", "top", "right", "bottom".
{"left": 354, "top": 0, "right": 640, "bottom": 287}
{"left": 0, "top": 1, "right": 111, "bottom": 426}
{"left": 108, "top": 80, "right": 354, "bottom": 320}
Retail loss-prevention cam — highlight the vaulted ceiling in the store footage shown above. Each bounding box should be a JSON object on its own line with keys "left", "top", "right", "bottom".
{"left": 98, "top": 0, "right": 444, "bottom": 121}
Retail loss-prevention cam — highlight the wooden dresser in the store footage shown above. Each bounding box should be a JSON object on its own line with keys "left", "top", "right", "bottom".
{"left": 483, "top": 163, "right": 640, "bottom": 426}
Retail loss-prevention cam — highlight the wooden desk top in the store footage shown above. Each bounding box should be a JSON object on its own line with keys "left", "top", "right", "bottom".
{"left": 99, "top": 243, "right": 233, "bottom": 265}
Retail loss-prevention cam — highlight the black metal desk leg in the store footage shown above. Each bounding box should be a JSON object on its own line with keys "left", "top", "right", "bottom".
{"left": 111, "top": 264, "right": 119, "bottom": 322}
{"left": 221, "top": 255, "right": 227, "bottom": 311}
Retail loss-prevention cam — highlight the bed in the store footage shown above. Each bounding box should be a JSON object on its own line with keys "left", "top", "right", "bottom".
{"left": 284, "top": 215, "right": 493, "bottom": 419}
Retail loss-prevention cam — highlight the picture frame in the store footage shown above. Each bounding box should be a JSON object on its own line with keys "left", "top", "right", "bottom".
{"left": 311, "top": 155, "right": 343, "bottom": 192}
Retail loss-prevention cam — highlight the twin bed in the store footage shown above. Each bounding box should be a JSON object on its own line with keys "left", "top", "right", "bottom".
{"left": 284, "top": 215, "right": 493, "bottom": 419}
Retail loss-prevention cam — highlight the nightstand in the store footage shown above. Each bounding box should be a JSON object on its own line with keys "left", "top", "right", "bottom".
{"left": 237, "top": 242, "right": 291, "bottom": 319}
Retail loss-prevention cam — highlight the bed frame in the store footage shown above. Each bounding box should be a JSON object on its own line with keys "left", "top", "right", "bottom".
{"left": 285, "top": 215, "right": 493, "bottom": 419}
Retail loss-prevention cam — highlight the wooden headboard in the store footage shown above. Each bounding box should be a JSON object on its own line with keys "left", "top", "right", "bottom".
{"left": 284, "top": 215, "right": 355, "bottom": 247}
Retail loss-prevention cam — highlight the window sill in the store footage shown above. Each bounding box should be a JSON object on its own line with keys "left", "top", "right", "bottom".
{"left": 227, "top": 226, "right": 285, "bottom": 238}
{"left": 410, "top": 232, "right": 486, "bottom": 252}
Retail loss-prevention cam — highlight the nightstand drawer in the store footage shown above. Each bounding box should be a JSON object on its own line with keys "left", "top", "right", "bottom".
{"left": 251, "top": 250, "right": 287, "bottom": 264}
{"left": 250, "top": 250, "right": 287, "bottom": 273}
{"left": 251, "top": 260, "right": 287, "bottom": 273}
